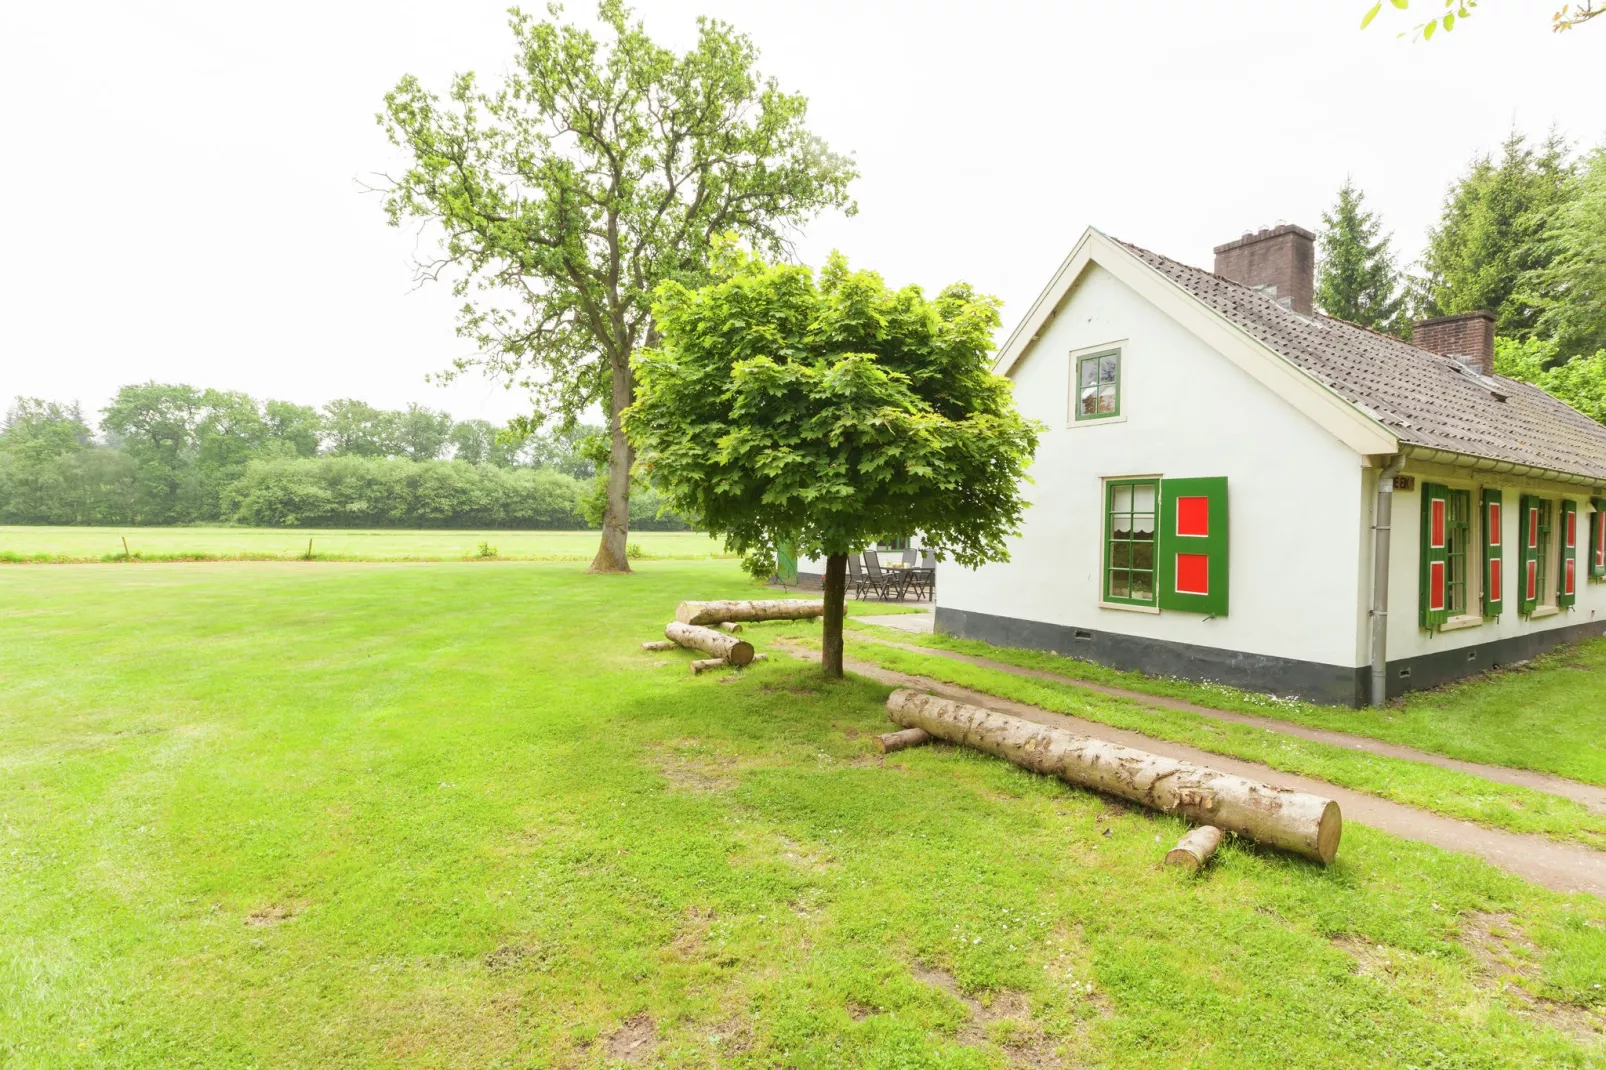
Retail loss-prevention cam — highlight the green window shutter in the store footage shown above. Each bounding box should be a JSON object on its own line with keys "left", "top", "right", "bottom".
{"left": 1592, "top": 498, "right": 1606, "bottom": 581}
{"left": 1559, "top": 500, "right": 1579, "bottom": 608}
{"left": 1481, "top": 488, "right": 1503, "bottom": 618}
{"left": 1518, "top": 494, "right": 1540, "bottom": 616}
{"left": 1419, "top": 482, "right": 1451, "bottom": 631}
{"left": 1157, "top": 477, "right": 1228, "bottom": 616}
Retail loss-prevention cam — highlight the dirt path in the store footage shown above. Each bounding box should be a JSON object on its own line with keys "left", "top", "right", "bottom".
{"left": 848, "top": 631, "right": 1606, "bottom": 816}
{"left": 776, "top": 643, "right": 1606, "bottom": 898}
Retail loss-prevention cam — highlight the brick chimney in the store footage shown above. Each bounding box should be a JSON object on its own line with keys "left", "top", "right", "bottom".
{"left": 1213, "top": 224, "right": 1316, "bottom": 315}
{"left": 1413, "top": 311, "right": 1495, "bottom": 377}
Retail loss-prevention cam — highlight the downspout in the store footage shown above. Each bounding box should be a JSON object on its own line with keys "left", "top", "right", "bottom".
{"left": 1369, "top": 455, "right": 1405, "bottom": 706}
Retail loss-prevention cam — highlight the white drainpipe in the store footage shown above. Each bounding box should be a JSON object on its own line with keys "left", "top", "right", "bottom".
{"left": 1370, "top": 455, "right": 1406, "bottom": 706}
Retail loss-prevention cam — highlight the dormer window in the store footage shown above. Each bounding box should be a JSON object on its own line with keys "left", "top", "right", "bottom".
{"left": 1075, "top": 348, "right": 1121, "bottom": 421}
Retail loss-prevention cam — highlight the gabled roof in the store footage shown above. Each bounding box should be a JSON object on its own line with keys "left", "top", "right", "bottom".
{"left": 996, "top": 228, "right": 1606, "bottom": 485}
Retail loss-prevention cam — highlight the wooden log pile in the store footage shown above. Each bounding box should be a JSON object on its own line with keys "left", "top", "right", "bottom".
{"left": 675, "top": 599, "right": 824, "bottom": 626}
{"left": 885, "top": 689, "right": 1341, "bottom": 864}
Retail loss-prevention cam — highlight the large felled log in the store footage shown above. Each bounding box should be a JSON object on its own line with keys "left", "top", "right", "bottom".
{"left": 886, "top": 690, "right": 1340, "bottom": 863}
{"left": 675, "top": 599, "right": 825, "bottom": 626}
{"left": 664, "top": 622, "right": 755, "bottom": 666}
{"left": 1165, "top": 826, "right": 1224, "bottom": 871}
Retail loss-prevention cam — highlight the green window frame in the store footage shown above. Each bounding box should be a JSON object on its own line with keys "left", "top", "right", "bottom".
{"left": 1445, "top": 488, "right": 1472, "bottom": 617}
{"left": 1075, "top": 349, "right": 1121, "bottom": 421}
{"left": 1592, "top": 498, "right": 1606, "bottom": 582}
{"left": 1559, "top": 500, "right": 1579, "bottom": 608}
{"left": 1103, "top": 478, "right": 1157, "bottom": 605}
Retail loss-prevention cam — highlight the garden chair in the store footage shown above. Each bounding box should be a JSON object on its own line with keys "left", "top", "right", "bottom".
{"left": 862, "top": 549, "right": 907, "bottom": 601}
{"left": 847, "top": 553, "right": 885, "bottom": 601}
{"left": 904, "top": 551, "right": 936, "bottom": 601}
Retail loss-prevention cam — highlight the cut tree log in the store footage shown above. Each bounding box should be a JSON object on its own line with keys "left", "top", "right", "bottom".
{"left": 1165, "top": 826, "right": 1224, "bottom": 872}
{"left": 875, "top": 727, "right": 932, "bottom": 754}
{"left": 640, "top": 640, "right": 678, "bottom": 651}
{"left": 690, "top": 658, "right": 726, "bottom": 675}
{"left": 885, "top": 689, "right": 1341, "bottom": 863}
{"left": 675, "top": 599, "right": 825, "bottom": 626}
{"left": 664, "top": 622, "right": 755, "bottom": 666}
{"left": 715, "top": 622, "right": 744, "bottom": 634}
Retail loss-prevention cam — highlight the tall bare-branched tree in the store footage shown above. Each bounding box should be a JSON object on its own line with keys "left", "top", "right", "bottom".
{"left": 378, "top": 2, "right": 857, "bottom": 571}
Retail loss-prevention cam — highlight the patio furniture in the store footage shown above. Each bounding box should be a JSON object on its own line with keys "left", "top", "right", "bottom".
{"left": 899, "top": 550, "right": 937, "bottom": 601}
{"left": 863, "top": 549, "right": 908, "bottom": 601}
{"left": 847, "top": 553, "right": 890, "bottom": 600}
{"left": 900, "top": 548, "right": 917, "bottom": 567}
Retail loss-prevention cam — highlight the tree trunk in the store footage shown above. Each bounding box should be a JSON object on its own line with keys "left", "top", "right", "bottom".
{"left": 1165, "top": 826, "right": 1224, "bottom": 871}
{"left": 821, "top": 553, "right": 847, "bottom": 678}
{"left": 875, "top": 727, "right": 932, "bottom": 754}
{"left": 675, "top": 600, "right": 825, "bottom": 625}
{"left": 885, "top": 689, "right": 1341, "bottom": 863}
{"left": 589, "top": 355, "right": 635, "bottom": 574}
{"left": 664, "top": 622, "right": 755, "bottom": 666}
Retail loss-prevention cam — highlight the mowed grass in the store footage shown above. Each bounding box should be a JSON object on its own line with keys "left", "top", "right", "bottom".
{"left": 0, "top": 525, "right": 734, "bottom": 562}
{"left": 4, "top": 563, "right": 1606, "bottom": 1068}
{"left": 846, "top": 619, "right": 1606, "bottom": 788}
{"left": 773, "top": 623, "right": 1606, "bottom": 848}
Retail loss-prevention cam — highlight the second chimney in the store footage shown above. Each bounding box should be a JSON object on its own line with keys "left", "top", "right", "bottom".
{"left": 1213, "top": 224, "right": 1316, "bottom": 315}
{"left": 1413, "top": 311, "right": 1495, "bottom": 377}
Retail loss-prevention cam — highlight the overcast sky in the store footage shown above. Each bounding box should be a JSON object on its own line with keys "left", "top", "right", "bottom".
{"left": 1, "top": 1, "right": 1601, "bottom": 429}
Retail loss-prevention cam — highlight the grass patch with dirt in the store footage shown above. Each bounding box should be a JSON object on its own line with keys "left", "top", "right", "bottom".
{"left": 3, "top": 561, "right": 1605, "bottom": 1067}
{"left": 844, "top": 618, "right": 1606, "bottom": 788}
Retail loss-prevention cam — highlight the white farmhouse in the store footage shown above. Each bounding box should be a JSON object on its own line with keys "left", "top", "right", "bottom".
{"left": 938, "top": 225, "right": 1606, "bottom": 706}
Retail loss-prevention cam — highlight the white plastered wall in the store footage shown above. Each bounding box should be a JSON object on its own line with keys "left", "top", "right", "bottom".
{"left": 939, "top": 262, "right": 1369, "bottom": 669}
{"left": 1382, "top": 462, "right": 1606, "bottom": 661}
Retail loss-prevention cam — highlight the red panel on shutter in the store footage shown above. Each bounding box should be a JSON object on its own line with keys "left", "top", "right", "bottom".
{"left": 1567, "top": 509, "right": 1577, "bottom": 548}
{"left": 1567, "top": 558, "right": 1576, "bottom": 595}
{"left": 1598, "top": 518, "right": 1605, "bottom": 568}
{"left": 1526, "top": 559, "right": 1538, "bottom": 600}
{"left": 1489, "top": 558, "right": 1502, "bottom": 602}
{"left": 1529, "top": 508, "right": 1540, "bottom": 548}
{"left": 1489, "top": 502, "right": 1501, "bottom": 546}
{"left": 1175, "top": 552, "right": 1209, "bottom": 595}
{"left": 1430, "top": 498, "right": 1446, "bottom": 548}
{"left": 1428, "top": 561, "right": 1446, "bottom": 611}
{"left": 1175, "top": 497, "right": 1209, "bottom": 537}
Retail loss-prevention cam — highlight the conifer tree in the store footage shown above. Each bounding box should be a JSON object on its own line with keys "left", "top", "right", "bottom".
{"left": 1316, "top": 179, "right": 1408, "bottom": 337}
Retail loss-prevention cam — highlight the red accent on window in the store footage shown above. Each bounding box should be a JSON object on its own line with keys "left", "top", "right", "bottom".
{"left": 1489, "top": 558, "right": 1501, "bottom": 602}
{"left": 1175, "top": 553, "right": 1210, "bottom": 595}
{"left": 1428, "top": 561, "right": 1446, "bottom": 612}
{"left": 1567, "top": 510, "right": 1577, "bottom": 548}
{"left": 1430, "top": 498, "right": 1446, "bottom": 549}
{"left": 1175, "top": 496, "right": 1209, "bottom": 538}
{"left": 1566, "top": 558, "right": 1576, "bottom": 596}
{"left": 1598, "top": 518, "right": 1605, "bottom": 568}
{"left": 1488, "top": 503, "right": 1501, "bottom": 546}
{"left": 1529, "top": 508, "right": 1539, "bottom": 549}
{"left": 1526, "top": 560, "right": 1538, "bottom": 601}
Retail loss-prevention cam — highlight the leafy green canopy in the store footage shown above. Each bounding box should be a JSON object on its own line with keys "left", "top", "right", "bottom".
{"left": 1494, "top": 336, "right": 1606, "bottom": 426}
{"left": 1316, "top": 178, "right": 1408, "bottom": 337}
{"left": 1521, "top": 145, "right": 1606, "bottom": 361}
{"left": 1420, "top": 130, "right": 1574, "bottom": 338}
{"left": 626, "top": 252, "right": 1040, "bottom": 571}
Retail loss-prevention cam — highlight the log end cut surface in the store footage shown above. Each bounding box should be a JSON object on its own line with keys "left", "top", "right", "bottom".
{"left": 1316, "top": 801, "right": 1342, "bottom": 865}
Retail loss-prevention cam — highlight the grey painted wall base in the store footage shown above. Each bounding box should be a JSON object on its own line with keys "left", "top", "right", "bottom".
{"left": 934, "top": 606, "right": 1606, "bottom": 707}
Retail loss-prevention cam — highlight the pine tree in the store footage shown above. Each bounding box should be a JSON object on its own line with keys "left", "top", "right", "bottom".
{"left": 1420, "top": 129, "right": 1575, "bottom": 338}
{"left": 1316, "top": 178, "right": 1408, "bottom": 336}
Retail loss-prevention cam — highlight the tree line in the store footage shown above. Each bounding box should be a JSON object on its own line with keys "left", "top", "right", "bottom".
{"left": 0, "top": 383, "right": 688, "bottom": 530}
{"left": 1315, "top": 129, "right": 1606, "bottom": 418}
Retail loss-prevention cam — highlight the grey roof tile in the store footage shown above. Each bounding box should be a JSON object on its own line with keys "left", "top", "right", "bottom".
{"left": 1119, "top": 240, "right": 1606, "bottom": 484}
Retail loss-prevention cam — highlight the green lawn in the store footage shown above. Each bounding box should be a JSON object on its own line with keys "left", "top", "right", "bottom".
{"left": 780, "top": 624, "right": 1606, "bottom": 848}
{"left": 4, "top": 561, "right": 1606, "bottom": 1067}
{"left": 0, "top": 525, "right": 733, "bottom": 562}
{"left": 844, "top": 621, "right": 1606, "bottom": 787}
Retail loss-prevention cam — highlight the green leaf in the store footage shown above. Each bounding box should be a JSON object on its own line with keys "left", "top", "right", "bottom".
{"left": 1423, "top": 18, "right": 1437, "bottom": 37}
{"left": 1361, "top": 1, "right": 1383, "bottom": 28}
{"left": 1443, "top": 12, "right": 1455, "bottom": 29}
{"left": 1390, "top": 0, "right": 1408, "bottom": 8}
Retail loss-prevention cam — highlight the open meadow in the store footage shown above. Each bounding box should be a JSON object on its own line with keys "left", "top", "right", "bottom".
{"left": 0, "top": 526, "right": 733, "bottom": 563}
{"left": 4, "top": 558, "right": 1606, "bottom": 1068}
